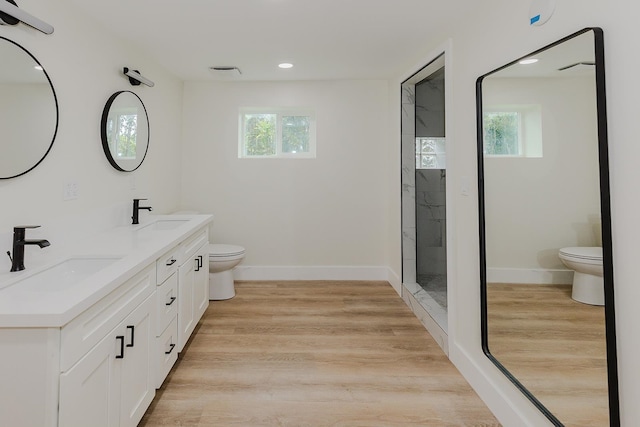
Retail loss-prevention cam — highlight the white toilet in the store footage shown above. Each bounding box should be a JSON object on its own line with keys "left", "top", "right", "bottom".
{"left": 208, "top": 244, "right": 245, "bottom": 300}
{"left": 558, "top": 247, "right": 604, "bottom": 306}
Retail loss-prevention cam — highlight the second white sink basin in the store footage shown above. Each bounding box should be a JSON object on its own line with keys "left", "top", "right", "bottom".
{"left": 136, "top": 220, "right": 189, "bottom": 232}
{"left": 17, "top": 257, "right": 121, "bottom": 292}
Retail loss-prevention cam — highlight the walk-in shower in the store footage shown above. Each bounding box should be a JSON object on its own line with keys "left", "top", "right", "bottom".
{"left": 401, "top": 54, "right": 448, "bottom": 337}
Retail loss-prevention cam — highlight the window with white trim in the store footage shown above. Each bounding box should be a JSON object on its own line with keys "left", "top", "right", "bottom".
{"left": 239, "top": 109, "right": 316, "bottom": 158}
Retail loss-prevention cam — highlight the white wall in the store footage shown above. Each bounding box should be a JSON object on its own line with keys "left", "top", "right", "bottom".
{"left": 180, "top": 80, "right": 390, "bottom": 271}
{"left": 390, "top": 0, "right": 640, "bottom": 424}
{"left": 0, "top": 0, "right": 184, "bottom": 271}
{"left": 483, "top": 77, "right": 600, "bottom": 271}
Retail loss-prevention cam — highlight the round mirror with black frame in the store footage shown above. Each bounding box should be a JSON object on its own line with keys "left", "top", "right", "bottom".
{"left": 476, "top": 28, "right": 619, "bottom": 426}
{"left": 101, "top": 90, "right": 149, "bottom": 172}
{"left": 0, "top": 36, "right": 58, "bottom": 179}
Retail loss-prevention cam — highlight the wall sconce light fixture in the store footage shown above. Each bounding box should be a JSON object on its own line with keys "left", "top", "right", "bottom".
{"left": 123, "top": 67, "right": 155, "bottom": 87}
{"left": 0, "top": 0, "right": 54, "bottom": 34}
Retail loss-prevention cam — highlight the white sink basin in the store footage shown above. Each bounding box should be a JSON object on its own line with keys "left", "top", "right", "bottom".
{"left": 17, "top": 257, "right": 121, "bottom": 292}
{"left": 136, "top": 220, "right": 189, "bottom": 232}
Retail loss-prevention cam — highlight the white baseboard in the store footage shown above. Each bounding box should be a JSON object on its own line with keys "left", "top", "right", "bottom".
{"left": 449, "top": 342, "right": 550, "bottom": 426}
{"left": 387, "top": 269, "right": 402, "bottom": 295}
{"left": 487, "top": 267, "right": 573, "bottom": 285}
{"left": 234, "top": 265, "right": 392, "bottom": 281}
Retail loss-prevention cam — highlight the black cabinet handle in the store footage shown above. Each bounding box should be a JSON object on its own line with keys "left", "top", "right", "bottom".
{"left": 165, "top": 296, "right": 177, "bottom": 306}
{"left": 126, "top": 325, "right": 135, "bottom": 347}
{"left": 116, "top": 336, "right": 125, "bottom": 359}
{"left": 195, "top": 256, "right": 200, "bottom": 271}
{"left": 165, "top": 343, "right": 176, "bottom": 355}
{"left": 166, "top": 258, "right": 177, "bottom": 266}
{"left": 198, "top": 255, "right": 204, "bottom": 269}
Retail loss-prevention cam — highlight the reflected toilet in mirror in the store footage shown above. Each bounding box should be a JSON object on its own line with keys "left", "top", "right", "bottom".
{"left": 477, "top": 28, "right": 619, "bottom": 426}
{"left": 559, "top": 246, "right": 604, "bottom": 305}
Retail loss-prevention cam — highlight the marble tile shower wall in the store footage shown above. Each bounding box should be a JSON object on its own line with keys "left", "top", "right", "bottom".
{"left": 401, "top": 83, "right": 416, "bottom": 284}
{"left": 416, "top": 169, "right": 447, "bottom": 277}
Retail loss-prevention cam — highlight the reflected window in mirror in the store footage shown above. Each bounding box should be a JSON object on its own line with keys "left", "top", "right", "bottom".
{"left": 482, "top": 105, "right": 542, "bottom": 157}
{"left": 476, "top": 28, "right": 619, "bottom": 426}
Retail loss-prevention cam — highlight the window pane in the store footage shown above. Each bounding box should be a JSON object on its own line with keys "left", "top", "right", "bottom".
{"left": 244, "top": 114, "right": 276, "bottom": 156}
{"left": 483, "top": 112, "right": 519, "bottom": 155}
{"left": 282, "top": 116, "right": 310, "bottom": 153}
{"left": 421, "top": 154, "right": 437, "bottom": 168}
{"left": 421, "top": 138, "right": 436, "bottom": 153}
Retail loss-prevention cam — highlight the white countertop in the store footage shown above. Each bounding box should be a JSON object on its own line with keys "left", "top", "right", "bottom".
{"left": 0, "top": 214, "right": 213, "bottom": 328}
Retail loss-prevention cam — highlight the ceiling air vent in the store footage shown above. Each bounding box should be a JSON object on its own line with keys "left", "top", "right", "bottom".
{"left": 209, "top": 66, "right": 242, "bottom": 79}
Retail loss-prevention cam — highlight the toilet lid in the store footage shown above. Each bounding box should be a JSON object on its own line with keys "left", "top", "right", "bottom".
{"left": 209, "top": 244, "right": 245, "bottom": 257}
{"left": 559, "top": 247, "right": 602, "bottom": 261}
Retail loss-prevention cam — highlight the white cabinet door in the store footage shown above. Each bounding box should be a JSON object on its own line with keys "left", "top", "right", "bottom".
{"left": 177, "top": 256, "right": 196, "bottom": 352}
{"left": 59, "top": 295, "right": 155, "bottom": 427}
{"left": 178, "top": 242, "right": 210, "bottom": 352}
{"left": 193, "top": 243, "right": 210, "bottom": 321}
{"left": 59, "top": 327, "right": 121, "bottom": 427}
{"left": 119, "top": 294, "right": 155, "bottom": 427}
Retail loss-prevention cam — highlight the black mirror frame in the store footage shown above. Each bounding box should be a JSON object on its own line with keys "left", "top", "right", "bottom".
{"left": 100, "top": 90, "right": 149, "bottom": 172}
{"left": 476, "top": 27, "right": 619, "bottom": 426}
{"left": 0, "top": 36, "right": 59, "bottom": 180}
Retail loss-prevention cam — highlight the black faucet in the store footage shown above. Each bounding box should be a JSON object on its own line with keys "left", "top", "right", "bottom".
{"left": 132, "top": 198, "right": 153, "bottom": 224}
{"left": 9, "top": 225, "right": 51, "bottom": 272}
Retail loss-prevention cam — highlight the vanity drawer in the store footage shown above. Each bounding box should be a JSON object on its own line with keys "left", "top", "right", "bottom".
{"left": 156, "top": 246, "right": 184, "bottom": 285}
{"left": 60, "top": 264, "right": 155, "bottom": 372}
{"left": 156, "top": 273, "right": 178, "bottom": 335}
{"left": 155, "top": 316, "right": 178, "bottom": 389}
{"left": 182, "top": 228, "right": 208, "bottom": 261}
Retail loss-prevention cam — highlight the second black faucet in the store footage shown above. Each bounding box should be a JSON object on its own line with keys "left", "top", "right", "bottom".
{"left": 132, "top": 198, "right": 153, "bottom": 225}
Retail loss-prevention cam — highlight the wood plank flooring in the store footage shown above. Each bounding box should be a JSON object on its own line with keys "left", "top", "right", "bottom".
{"left": 140, "top": 281, "right": 499, "bottom": 426}
{"left": 486, "top": 283, "right": 608, "bottom": 427}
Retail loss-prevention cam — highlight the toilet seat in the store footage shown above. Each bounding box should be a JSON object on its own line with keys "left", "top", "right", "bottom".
{"left": 559, "top": 247, "right": 602, "bottom": 264}
{"left": 209, "top": 244, "right": 245, "bottom": 257}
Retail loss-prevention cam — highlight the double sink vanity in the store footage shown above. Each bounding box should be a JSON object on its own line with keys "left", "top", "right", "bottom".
{"left": 0, "top": 213, "right": 213, "bottom": 427}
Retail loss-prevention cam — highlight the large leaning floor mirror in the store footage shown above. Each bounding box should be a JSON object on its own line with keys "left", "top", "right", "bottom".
{"left": 476, "top": 28, "right": 619, "bottom": 426}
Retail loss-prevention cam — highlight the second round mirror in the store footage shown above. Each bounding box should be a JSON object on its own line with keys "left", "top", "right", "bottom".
{"left": 101, "top": 90, "right": 149, "bottom": 172}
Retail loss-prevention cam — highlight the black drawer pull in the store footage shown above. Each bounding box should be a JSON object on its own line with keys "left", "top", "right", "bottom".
{"left": 126, "top": 325, "right": 135, "bottom": 347}
{"left": 165, "top": 343, "right": 176, "bottom": 355}
{"left": 198, "top": 255, "right": 204, "bottom": 269}
{"left": 166, "top": 258, "right": 177, "bottom": 266}
{"left": 166, "top": 296, "right": 177, "bottom": 306}
{"left": 195, "top": 257, "right": 200, "bottom": 271}
{"left": 116, "top": 336, "right": 125, "bottom": 359}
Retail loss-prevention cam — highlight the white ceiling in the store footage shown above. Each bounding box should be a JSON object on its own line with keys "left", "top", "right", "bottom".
{"left": 66, "top": 0, "right": 483, "bottom": 82}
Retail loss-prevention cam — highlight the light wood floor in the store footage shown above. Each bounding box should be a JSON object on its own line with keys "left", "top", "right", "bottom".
{"left": 487, "top": 283, "right": 608, "bottom": 427}
{"left": 140, "top": 281, "right": 499, "bottom": 426}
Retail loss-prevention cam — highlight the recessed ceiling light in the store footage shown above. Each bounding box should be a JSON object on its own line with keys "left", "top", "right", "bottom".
{"left": 278, "top": 63, "right": 293, "bottom": 69}
{"left": 34, "top": 65, "right": 43, "bottom": 71}
{"left": 519, "top": 58, "right": 539, "bottom": 65}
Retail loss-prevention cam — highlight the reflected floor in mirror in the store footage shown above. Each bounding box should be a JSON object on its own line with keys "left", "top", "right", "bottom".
{"left": 487, "top": 283, "right": 608, "bottom": 427}
{"left": 141, "top": 281, "right": 498, "bottom": 426}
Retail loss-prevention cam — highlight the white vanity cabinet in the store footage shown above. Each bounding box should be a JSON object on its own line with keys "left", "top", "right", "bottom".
{"left": 0, "top": 216, "right": 213, "bottom": 427}
{"left": 154, "top": 227, "right": 209, "bottom": 386}
{"left": 154, "top": 249, "right": 180, "bottom": 388}
{"left": 58, "top": 265, "right": 156, "bottom": 427}
{"left": 177, "top": 230, "right": 209, "bottom": 352}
